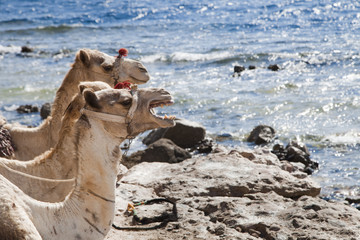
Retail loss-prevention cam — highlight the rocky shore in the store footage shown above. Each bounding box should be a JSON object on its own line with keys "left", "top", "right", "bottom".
{"left": 106, "top": 119, "right": 360, "bottom": 240}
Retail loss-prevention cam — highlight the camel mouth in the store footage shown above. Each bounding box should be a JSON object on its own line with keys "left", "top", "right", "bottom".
{"left": 128, "top": 75, "right": 150, "bottom": 84}
{"left": 149, "top": 98, "right": 176, "bottom": 127}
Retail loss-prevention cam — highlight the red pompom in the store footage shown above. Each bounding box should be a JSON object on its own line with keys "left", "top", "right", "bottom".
{"left": 118, "top": 48, "right": 128, "bottom": 58}
{"left": 114, "top": 81, "right": 131, "bottom": 90}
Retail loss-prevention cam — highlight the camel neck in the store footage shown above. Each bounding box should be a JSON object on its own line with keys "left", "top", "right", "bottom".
{"left": 51, "top": 67, "right": 111, "bottom": 123}
{"left": 73, "top": 118, "right": 121, "bottom": 197}
{"left": 29, "top": 117, "right": 122, "bottom": 239}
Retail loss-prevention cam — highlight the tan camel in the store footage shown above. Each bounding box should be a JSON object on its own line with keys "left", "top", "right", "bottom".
{"left": 5, "top": 48, "right": 150, "bottom": 161}
{"left": 0, "top": 82, "right": 112, "bottom": 203}
{"left": 0, "top": 85, "right": 175, "bottom": 240}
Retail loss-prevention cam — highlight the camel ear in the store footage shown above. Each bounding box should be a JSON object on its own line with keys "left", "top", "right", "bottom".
{"left": 83, "top": 89, "right": 101, "bottom": 109}
{"left": 79, "top": 84, "right": 87, "bottom": 94}
{"left": 78, "top": 49, "right": 91, "bottom": 67}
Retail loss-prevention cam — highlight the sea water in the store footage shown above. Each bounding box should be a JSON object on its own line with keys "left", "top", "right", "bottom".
{"left": 1, "top": 0, "right": 360, "bottom": 204}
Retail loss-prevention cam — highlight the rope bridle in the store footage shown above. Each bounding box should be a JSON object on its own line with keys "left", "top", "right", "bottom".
{"left": 0, "top": 161, "right": 75, "bottom": 183}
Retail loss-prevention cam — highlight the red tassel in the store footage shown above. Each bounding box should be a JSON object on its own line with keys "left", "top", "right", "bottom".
{"left": 114, "top": 81, "right": 131, "bottom": 90}
{"left": 118, "top": 48, "right": 128, "bottom": 58}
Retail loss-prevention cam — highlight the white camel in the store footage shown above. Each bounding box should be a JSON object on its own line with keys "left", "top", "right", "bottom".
{"left": 0, "top": 85, "right": 175, "bottom": 239}
{"left": 4, "top": 48, "right": 150, "bottom": 160}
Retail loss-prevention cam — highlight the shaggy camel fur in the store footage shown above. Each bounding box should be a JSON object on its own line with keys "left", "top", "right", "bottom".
{"left": 0, "top": 85, "right": 175, "bottom": 240}
{"left": 5, "top": 48, "right": 150, "bottom": 161}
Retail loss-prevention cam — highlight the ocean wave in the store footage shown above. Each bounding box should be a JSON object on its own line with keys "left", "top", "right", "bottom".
{"left": 36, "top": 23, "right": 84, "bottom": 32}
{"left": 322, "top": 130, "right": 360, "bottom": 146}
{"left": 0, "top": 45, "right": 22, "bottom": 54}
{"left": 1, "top": 23, "right": 85, "bottom": 34}
{"left": 140, "top": 51, "right": 237, "bottom": 63}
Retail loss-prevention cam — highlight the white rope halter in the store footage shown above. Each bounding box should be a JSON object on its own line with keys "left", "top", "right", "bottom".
{"left": 80, "top": 108, "right": 127, "bottom": 123}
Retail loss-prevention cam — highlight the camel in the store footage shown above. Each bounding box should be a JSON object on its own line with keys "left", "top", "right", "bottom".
{"left": 0, "top": 84, "right": 175, "bottom": 239}
{"left": 0, "top": 81, "right": 112, "bottom": 203}
{"left": 4, "top": 48, "right": 150, "bottom": 161}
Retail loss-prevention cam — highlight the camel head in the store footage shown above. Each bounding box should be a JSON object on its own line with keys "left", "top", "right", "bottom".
{"left": 73, "top": 48, "right": 150, "bottom": 86}
{"left": 81, "top": 86, "right": 176, "bottom": 138}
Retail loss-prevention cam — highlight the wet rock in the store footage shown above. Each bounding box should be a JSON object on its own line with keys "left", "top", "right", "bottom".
{"left": 16, "top": 104, "right": 39, "bottom": 114}
{"left": 40, "top": 102, "right": 51, "bottom": 119}
{"left": 345, "top": 197, "right": 360, "bottom": 205}
{"left": 247, "top": 125, "right": 275, "bottom": 145}
{"left": 272, "top": 140, "right": 319, "bottom": 175}
{"left": 233, "top": 65, "right": 246, "bottom": 77}
{"left": 190, "top": 138, "right": 213, "bottom": 154}
{"left": 0, "top": 127, "right": 14, "bottom": 158}
{"left": 248, "top": 65, "right": 256, "bottom": 70}
{"left": 21, "top": 46, "right": 33, "bottom": 53}
{"left": 122, "top": 138, "right": 191, "bottom": 169}
{"left": 143, "top": 118, "right": 206, "bottom": 149}
{"left": 268, "top": 64, "right": 280, "bottom": 71}
{"left": 234, "top": 65, "right": 245, "bottom": 73}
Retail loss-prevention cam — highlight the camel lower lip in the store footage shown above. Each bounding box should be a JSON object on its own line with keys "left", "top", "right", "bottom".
{"left": 129, "top": 76, "right": 149, "bottom": 84}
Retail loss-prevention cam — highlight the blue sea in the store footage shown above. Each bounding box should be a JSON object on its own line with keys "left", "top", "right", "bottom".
{"left": 1, "top": 0, "right": 360, "bottom": 204}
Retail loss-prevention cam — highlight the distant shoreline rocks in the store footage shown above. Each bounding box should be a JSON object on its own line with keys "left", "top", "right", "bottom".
{"left": 14, "top": 102, "right": 51, "bottom": 120}
{"left": 233, "top": 64, "right": 280, "bottom": 77}
{"left": 246, "top": 124, "right": 319, "bottom": 175}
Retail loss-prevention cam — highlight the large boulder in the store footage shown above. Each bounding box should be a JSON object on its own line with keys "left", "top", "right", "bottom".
{"left": 143, "top": 118, "right": 206, "bottom": 149}
{"left": 106, "top": 148, "right": 360, "bottom": 240}
{"left": 122, "top": 138, "right": 191, "bottom": 169}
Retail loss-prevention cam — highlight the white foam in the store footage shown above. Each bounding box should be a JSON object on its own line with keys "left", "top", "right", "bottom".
{"left": 141, "top": 51, "right": 233, "bottom": 63}
{"left": 0, "top": 45, "right": 21, "bottom": 54}
{"left": 324, "top": 130, "right": 360, "bottom": 146}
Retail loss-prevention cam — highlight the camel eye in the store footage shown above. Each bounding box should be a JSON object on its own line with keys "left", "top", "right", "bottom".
{"left": 102, "top": 64, "right": 113, "bottom": 72}
{"left": 121, "top": 99, "right": 132, "bottom": 107}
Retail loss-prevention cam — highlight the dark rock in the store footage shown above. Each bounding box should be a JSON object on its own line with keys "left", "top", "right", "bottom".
{"left": 272, "top": 140, "right": 319, "bottom": 174}
{"left": 40, "top": 102, "right": 52, "bottom": 119}
{"left": 21, "top": 46, "right": 33, "bottom": 53}
{"left": 346, "top": 197, "right": 360, "bottom": 205}
{"left": 0, "top": 127, "right": 14, "bottom": 158}
{"left": 268, "top": 64, "right": 280, "bottom": 71}
{"left": 16, "top": 104, "right": 39, "bottom": 114}
{"left": 233, "top": 65, "right": 246, "bottom": 77}
{"left": 247, "top": 125, "right": 275, "bottom": 145}
{"left": 272, "top": 143, "right": 287, "bottom": 161}
{"left": 122, "top": 138, "right": 191, "bottom": 169}
{"left": 286, "top": 141, "right": 318, "bottom": 170}
{"left": 214, "top": 133, "right": 233, "bottom": 142}
{"left": 191, "top": 138, "right": 213, "bottom": 154}
{"left": 249, "top": 65, "right": 256, "bottom": 70}
{"left": 234, "top": 65, "right": 245, "bottom": 73}
{"left": 143, "top": 118, "right": 206, "bottom": 149}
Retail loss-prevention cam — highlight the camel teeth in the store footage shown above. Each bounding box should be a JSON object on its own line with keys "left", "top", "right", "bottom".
{"left": 164, "top": 114, "right": 168, "bottom": 119}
